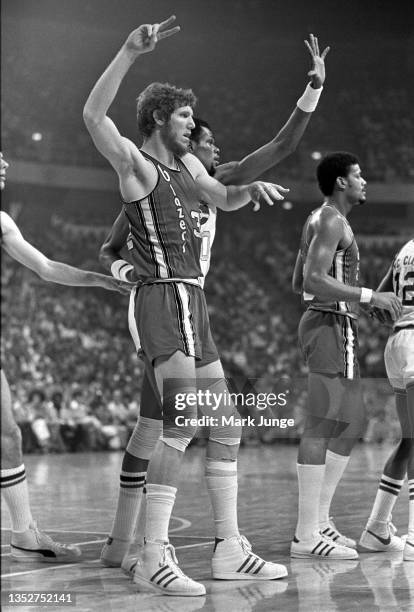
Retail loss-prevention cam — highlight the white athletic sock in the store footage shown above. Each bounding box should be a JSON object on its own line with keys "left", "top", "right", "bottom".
{"left": 110, "top": 470, "right": 146, "bottom": 541}
{"left": 145, "top": 483, "right": 176, "bottom": 543}
{"left": 1, "top": 465, "right": 33, "bottom": 532}
{"left": 367, "top": 474, "right": 404, "bottom": 526}
{"left": 205, "top": 459, "right": 239, "bottom": 540}
{"left": 296, "top": 463, "right": 325, "bottom": 541}
{"left": 408, "top": 479, "right": 414, "bottom": 542}
{"left": 133, "top": 487, "right": 147, "bottom": 548}
{"left": 319, "top": 451, "right": 350, "bottom": 529}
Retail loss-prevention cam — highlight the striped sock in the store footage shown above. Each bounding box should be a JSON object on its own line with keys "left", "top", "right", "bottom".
{"left": 408, "top": 479, "right": 414, "bottom": 543}
{"left": 110, "top": 470, "right": 146, "bottom": 541}
{"left": 296, "top": 463, "right": 325, "bottom": 541}
{"left": 1, "top": 464, "right": 33, "bottom": 532}
{"left": 319, "top": 451, "right": 350, "bottom": 529}
{"left": 145, "top": 483, "right": 176, "bottom": 543}
{"left": 205, "top": 459, "right": 239, "bottom": 540}
{"left": 367, "top": 474, "right": 404, "bottom": 525}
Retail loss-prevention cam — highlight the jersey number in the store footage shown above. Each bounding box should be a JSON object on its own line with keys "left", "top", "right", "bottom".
{"left": 395, "top": 270, "right": 414, "bottom": 305}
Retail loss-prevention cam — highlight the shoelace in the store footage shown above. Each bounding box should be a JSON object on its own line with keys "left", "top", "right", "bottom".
{"left": 238, "top": 535, "right": 265, "bottom": 564}
{"left": 33, "top": 524, "right": 72, "bottom": 551}
{"left": 160, "top": 544, "right": 186, "bottom": 579}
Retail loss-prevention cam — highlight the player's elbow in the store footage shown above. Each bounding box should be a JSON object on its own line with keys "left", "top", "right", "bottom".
{"left": 37, "top": 260, "right": 54, "bottom": 282}
{"left": 303, "top": 270, "right": 322, "bottom": 295}
{"left": 83, "top": 107, "right": 102, "bottom": 131}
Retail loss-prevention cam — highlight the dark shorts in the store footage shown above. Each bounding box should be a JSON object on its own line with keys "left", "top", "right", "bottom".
{"left": 132, "top": 282, "right": 219, "bottom": 366}
{"left": 298, "top": 309, "right": 360, "bottom": 379}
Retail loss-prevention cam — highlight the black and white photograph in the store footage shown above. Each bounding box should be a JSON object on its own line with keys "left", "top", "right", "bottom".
{"left": 1, "top": 1, "right": 413, "bottom": 610}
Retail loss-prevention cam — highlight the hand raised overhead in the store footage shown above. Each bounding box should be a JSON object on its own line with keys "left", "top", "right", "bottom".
{"left": 304, "top": 33, "right": 330, "bottom": 88}
{"left": 125, "top": 15, "right": 180, "bottom": 55}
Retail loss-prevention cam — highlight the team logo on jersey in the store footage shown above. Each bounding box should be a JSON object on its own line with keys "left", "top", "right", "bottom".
{"left": 158, "top": 164, "right": 188, "bottom": 253}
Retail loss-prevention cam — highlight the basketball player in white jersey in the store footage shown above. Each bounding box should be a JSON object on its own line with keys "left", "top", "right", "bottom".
{"left": 0, "top": 152, "right": 130, "bottom": 562}
{"left": 359, "top": 238, "right": 414, "bottom": 560}
{"left": 97, "top": 32, "right": 329, "bottom": 575}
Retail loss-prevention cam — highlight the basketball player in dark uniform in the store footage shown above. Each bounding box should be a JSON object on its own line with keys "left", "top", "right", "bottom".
{"left": 291, "top": 152, "right": 402, "bottom": 559}
{"left": 98, "top": 33, "right": 330, "bottom": 573}
{"left": 0, "top": 153, "right": 129, "bottom": 563}
{"left": 84, "top": 16, "right": 294, "bottom": 596}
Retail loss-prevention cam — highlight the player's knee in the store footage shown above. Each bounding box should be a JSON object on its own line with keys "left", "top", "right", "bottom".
{"left": 126, "top": 416, "right": 162, "bottom": 460}
{"left": 161, "top": 387, "right": 198, "bottom": 452}
{"left": 207, "top": 408, "right": 242, "bottom": 460}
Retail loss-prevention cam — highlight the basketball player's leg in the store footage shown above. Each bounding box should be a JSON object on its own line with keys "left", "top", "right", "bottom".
{"left": 196, "top": 358, "right": 287, "bottom": 580}
{"left": 1, "top": 370, "right": 81, "bottom": 563}
{"left": 133, "top": 349, "right": 205, "bottom": 596}
{"left": 405, "top": 380, "right": 414, "bottom": 560}
{"left": 319, "top": 378, "right": 364, "bottom": 548}
{"left": 292, "top": 311, "right": 358, "bottom": 559}
{"left": 360, "top": 332, "right": 412, "bottom": 553}
{"left": 101, "top": 367, "right": 162, "bottom": 567}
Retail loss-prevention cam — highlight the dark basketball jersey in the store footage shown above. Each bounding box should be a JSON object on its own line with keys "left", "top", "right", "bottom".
{"left": 300, "top": 205, "right": 360, "bottom": 318}
{"left": 123, "top": 152, "right": 202, "bottom": 282}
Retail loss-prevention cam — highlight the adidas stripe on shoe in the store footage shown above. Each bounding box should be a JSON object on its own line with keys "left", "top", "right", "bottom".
{"left": 321, "top": 519, "right": 357, "bottom": 549}
{"left": 291, "top": 534, "right": 358, "bottom": 560}
{"left": 212, "top": 534, "right": 287, "bottom": 580}
{"left": 133, "top": 541, "right": 205, "bottom": 597}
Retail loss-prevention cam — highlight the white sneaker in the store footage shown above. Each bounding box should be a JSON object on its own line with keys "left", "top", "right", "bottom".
{"left": 212, "top": 534, "right": 287, "bottom": 580}
{"left": 403, "top": 539, "right": 414, "bottom": 561}
{"left": 121, "top": 547, "right": 143, "bottom": 577}
{"left": 320, "top": 518, "right": 357, "bottom": 549}
{"left": 291, "top": 533, "right": 358, "bottom": 560}
{"left": 133, "top": 541, "right": 206, "bottom": 597}
{"left": 100, "top": 536, "right": 130, "bottom": 567}
{"left": 359, "top": 521, "right": 405, "bottom": 552}
{"left": 10, "top": 521, "right": 81, "bottom": 563}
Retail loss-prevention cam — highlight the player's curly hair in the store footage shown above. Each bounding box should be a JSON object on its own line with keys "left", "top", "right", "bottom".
{"left": 317, "top": 152, "right": 360, "bottom": 196}
{"left": 136, "top": 82, "right": 197, "bottom": 138}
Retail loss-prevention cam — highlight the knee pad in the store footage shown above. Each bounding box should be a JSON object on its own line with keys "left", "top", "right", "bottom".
{"left": 126, "top": 416, "right": 162, "bottom": 460}
{"left": 160, "top": 382, "right": 198, "bottom": 452}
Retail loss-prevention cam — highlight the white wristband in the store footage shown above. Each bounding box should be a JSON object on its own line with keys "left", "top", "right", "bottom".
{"left": 111, "top": 259, "right": 134, "bottom": 282}
{"left": 360, "top": 287, "right": 373, "bottom": 304}
{"left": 297, "top": 83, "right": 323, "bottom": 113}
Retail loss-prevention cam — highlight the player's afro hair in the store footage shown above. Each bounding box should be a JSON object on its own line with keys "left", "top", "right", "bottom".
{"left": 317, "top": 152, "right": 360, "bottom": 196}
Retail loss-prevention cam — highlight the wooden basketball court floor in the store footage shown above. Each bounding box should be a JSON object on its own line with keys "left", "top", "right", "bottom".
{"left": 1, "top": 445, "right": 413, "bottom": 612}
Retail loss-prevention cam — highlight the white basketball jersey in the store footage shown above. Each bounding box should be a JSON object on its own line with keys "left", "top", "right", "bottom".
{"left": 392, "top": 239, "right": 414, "bottom": 329}
{"left": 198, "top": 202, "right": 217, "bottom": 288}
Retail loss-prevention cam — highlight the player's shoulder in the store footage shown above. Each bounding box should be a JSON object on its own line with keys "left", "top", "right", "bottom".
{"left": 310, "top": 204, "right": 345, "bottom": 234}
{"left": 180, "top": 152, "right": 207, "bottom": 179}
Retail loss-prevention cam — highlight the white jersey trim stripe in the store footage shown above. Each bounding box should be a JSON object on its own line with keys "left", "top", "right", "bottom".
{"left": 140, "top": 197, "right": 169, "bottom": 279}
{"left": 176, "top": 283, "right": 196, "bottom": 356}
{"left": 343, "top": 317, "right": 355, "bottom": 379}
{"left": 128, "top": 286, "right": 141, "bottom": 352}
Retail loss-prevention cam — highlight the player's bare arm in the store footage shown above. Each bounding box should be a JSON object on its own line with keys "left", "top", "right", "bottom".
{"left": 369, "top": 263, "right": 394, "bottom": 324}
{"left": 184, "top": 153, "right": 287, "bottom": 212}
{"left": 292, "top": 250, "right": 304, "bottom": 294}
{"left": 304, "top": 209, "right": 402, "bottom": 319}
{"left": 99, "top": 212, "right": 138, "bottom": 282}
{"left": 1, "top": 211, "right": 130, "bottom": 293}
{"left": 83, "top": 16, "right": 180, "bottom": 198}
{"left": 215, "top": 34, "right": 329, "bottom": 187}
